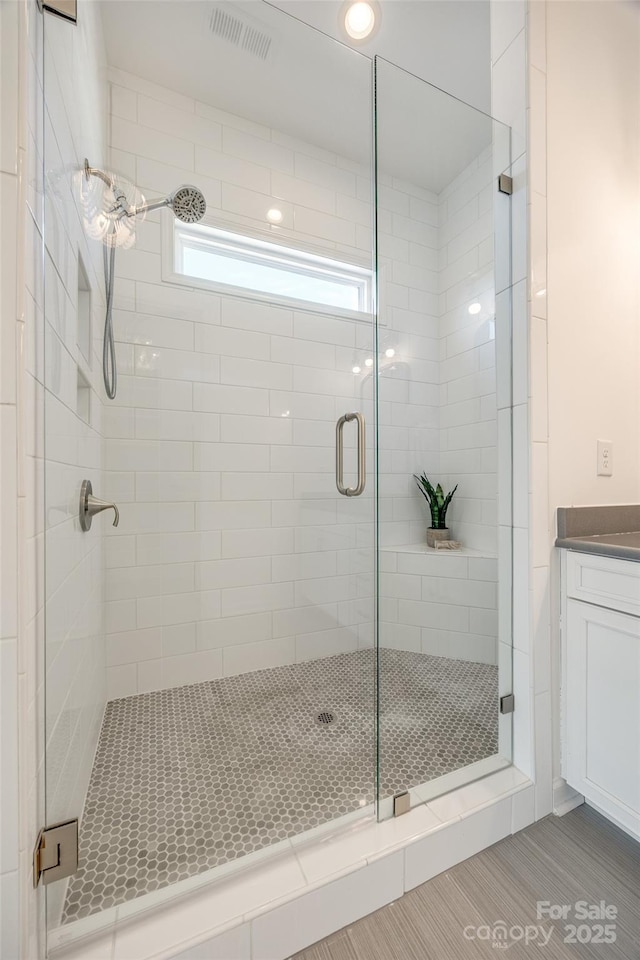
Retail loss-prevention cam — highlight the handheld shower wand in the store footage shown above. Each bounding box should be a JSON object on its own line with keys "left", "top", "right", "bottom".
{"left": 83, "top": 160, "right": 207, "bottom": 399}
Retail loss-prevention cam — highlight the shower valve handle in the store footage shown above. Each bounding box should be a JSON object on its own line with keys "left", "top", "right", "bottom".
{"left": 79, "top": 479, "right": 120, "bottom": 532}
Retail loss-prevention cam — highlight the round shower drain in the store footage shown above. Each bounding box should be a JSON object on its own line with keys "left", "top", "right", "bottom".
{"left": 316, "top": 711, "right": 335, "bottom": 725}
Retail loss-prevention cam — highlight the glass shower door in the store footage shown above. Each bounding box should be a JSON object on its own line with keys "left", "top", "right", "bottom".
{"left": 42, "top": 0, "right": 378, "bottom": 939}
{"left": 374, "top": 57, "right": 513, "bottom": 814}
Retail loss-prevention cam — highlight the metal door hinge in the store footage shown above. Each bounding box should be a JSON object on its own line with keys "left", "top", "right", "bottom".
{"left": 500, "top": 694, "right": 515, "bottom": 715}
{"left": 43, "top": 1, "right": 77, "bottom": 22}
{"left": 393, "top": 790, "right": 411, "bottom": 817}
{"left": 33, "top": 819, "right": 78, "bottom": 888}
{"left": 498, "top": 173, "right": 513, "bottom": 195}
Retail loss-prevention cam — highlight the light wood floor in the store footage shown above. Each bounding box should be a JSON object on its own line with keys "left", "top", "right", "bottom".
{"left": 294, "top": 805, "right": 640, "bottom": 959}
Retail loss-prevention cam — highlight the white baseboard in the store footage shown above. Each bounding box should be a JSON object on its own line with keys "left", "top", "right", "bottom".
{"left": 553, "top": 777, "right": 584, "bottom": 817}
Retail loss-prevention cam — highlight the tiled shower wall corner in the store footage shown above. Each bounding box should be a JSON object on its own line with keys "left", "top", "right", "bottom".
{"left": 381, "top": 144, "right": 503, "bottom": 667}
{"left": 42, "top": 2, "right": 110, "bottom": 924}
{"left": 439, "top": 147, "right": 498, "bottom": 555}
{"left": 380, "top": 548, "right": 499, "bottom": 664}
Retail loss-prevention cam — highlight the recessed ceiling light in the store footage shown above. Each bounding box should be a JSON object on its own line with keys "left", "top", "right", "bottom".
{"left": 352, "top": 365, "right": 361, "bottom": 374}
{"left": 344, "top": 2, "right": 375, "bottom": 40}
{"left": 364, "top": 357, "right": 373, "bottom": 367}
{"left": 468, "top": 301, "right": 482, "bottom": 315}
{"left": 385, "top": 347, "right": 395, "bottom": 358}
{"left": 266, "top": 208, "right": 283, "bottom": 223}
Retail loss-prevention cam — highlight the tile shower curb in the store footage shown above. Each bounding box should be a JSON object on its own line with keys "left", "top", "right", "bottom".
{"left": 49, "top": 767, "right": 534, "bottom": 960}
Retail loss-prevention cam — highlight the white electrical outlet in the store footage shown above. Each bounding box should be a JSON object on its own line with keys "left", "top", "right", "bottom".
{"left": 597, "top": 440, "right": 613, "bottom": 477}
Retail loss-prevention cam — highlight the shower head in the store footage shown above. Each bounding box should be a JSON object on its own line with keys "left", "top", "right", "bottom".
{"left": 129, "top": 185, "right": 207, "bottom": 223}
{"left": 81, "top": 161, "right": 207, "bottom": 247}
{"left": 169, "top": 185, "right": 207, "bottom": 223}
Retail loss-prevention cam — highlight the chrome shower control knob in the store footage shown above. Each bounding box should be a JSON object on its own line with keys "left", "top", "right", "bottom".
{"left": 79, "top": 479, "right": 120, "bottom": 532}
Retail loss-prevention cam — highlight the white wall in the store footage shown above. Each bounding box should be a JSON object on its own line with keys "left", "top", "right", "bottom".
{"left": 547, "top": 2, "right": 640, "bottom": 508}
{"left": 545, "top": 0, "right": 640, "bottom": 795}
{"left": 491, "top": 0, "right": 640, "bottom": 824}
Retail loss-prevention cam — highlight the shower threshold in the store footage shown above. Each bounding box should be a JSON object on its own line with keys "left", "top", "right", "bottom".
{"left": 61, "top": 648, "right": 498, "bottom": 925}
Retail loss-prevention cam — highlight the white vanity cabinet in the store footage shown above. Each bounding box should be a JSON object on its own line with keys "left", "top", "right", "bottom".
{"left": 561, "top": 551, "right": 640, "bottom": 840}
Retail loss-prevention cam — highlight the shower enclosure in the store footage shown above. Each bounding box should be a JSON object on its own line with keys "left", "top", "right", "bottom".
{"left": 41, "top": 0, "right": 512, "bottom": 945}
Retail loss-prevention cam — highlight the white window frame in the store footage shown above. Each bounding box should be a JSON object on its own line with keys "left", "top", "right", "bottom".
{"left": 162, "top": 218, "right": 373, "bottom": 322}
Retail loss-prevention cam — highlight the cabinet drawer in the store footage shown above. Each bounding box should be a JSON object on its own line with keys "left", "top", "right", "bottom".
{"left": 566, "top": 551, "right": 640, "bottom": 617}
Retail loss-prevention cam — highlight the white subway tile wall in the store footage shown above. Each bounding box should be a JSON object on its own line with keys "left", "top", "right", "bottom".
{"left": 105, "top": 68, "right": 378, "bottom": 696}
{"left": 439, "top": 145, "right": 498, "bottom": 555}
{"left": 380, "top": 548, "right": 499, "bottom": 664}
{"left": 104, "top": 67, "right": 503, "bottom": 694}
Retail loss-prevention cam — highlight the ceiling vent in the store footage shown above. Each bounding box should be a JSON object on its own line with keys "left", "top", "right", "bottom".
{"left": 208, "top": 4, "right": 274, "bottom": 61}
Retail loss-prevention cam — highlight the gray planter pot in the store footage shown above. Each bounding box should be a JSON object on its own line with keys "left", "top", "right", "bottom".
{"left": 426, "top": 527, "right": 450, "bottom": 548}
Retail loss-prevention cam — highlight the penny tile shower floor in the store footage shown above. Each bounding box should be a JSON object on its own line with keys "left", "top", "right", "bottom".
{"left": 62, "top": 649, "right": 498, "bottom": 923}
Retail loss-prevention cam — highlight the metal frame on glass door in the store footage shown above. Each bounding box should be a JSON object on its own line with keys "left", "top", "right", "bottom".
{"left": 37, "top": 0, "right": 77, "bottom": 23}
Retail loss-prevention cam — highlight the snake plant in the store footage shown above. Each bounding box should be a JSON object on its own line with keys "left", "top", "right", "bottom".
{"left": 414, "top": 473, "right": 458, "bottom": 529}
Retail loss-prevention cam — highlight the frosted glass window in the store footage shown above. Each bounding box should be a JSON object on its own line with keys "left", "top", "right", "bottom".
{"left": 174, "top": 223, "right": 371, "bottom": 316}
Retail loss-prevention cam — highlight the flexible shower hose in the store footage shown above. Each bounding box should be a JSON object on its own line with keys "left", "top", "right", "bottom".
{"left": 102, "top": 233, "right": 117, "bottom": 400}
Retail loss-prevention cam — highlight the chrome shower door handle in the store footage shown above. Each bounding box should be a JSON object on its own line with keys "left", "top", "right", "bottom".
{"left": 335, "top": 412, "right": 366, "bottom": 497}
{"left": 79, "top": 479, "right": 120, "bottom": 532}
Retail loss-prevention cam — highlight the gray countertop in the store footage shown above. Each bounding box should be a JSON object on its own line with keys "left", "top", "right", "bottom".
{"left": 555, "top": 505, "right": 640, "bottom": 562}
{"left": 555, "top": 531, "right": 640, "bottom": 561}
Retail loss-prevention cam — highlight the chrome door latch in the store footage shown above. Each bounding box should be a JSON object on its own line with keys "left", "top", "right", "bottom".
{"left": 33, "top": 819, "right": 79, "bottom": 887}
{"left": 79, "top": 479, "right": 119, "bottom": 531}
{"left": 500, "top": 694, "right": 515, "bottom": 714}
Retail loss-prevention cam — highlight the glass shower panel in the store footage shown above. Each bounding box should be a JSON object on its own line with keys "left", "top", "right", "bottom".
{"left": 374, "top": 58, "right": 513, "bottom": 814}
{"left": 43, "top": 0, "right": 375, "bottom": 939}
